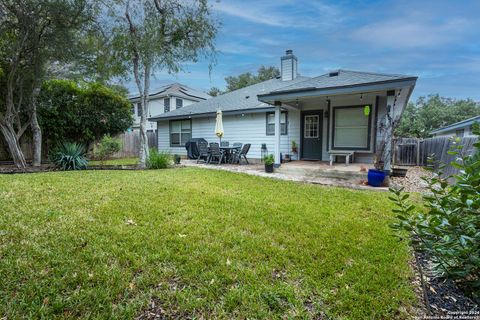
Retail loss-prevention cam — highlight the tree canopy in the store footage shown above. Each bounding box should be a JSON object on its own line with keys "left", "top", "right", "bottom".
{"left": 224, "top": 66, "right": 280, "bottom": 92}
{"left": 38, "top": 80, "right": 133, "bottom": 148}
{"left": 396, "top": 95, "right": 480, "bottom": 138}
{"left": 108, "top": 0, "right": 218, "bottom": 167}
{"left": 0, "top": 0, "right": 99, "bottom": 167}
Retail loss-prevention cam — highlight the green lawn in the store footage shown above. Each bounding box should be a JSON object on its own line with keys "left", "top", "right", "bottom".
{"left": 0, "top": 168, "right": 415, "bottom": 319}
{"left": 88, "top": 157, "right": 139, "bottom": 166}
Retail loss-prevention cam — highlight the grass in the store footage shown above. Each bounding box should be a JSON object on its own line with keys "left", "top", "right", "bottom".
{"left": 88, "top": 157, "right": 139, "bottom": 166}
{"left": 0, "top": 168, "right": 415, "bottom": 319}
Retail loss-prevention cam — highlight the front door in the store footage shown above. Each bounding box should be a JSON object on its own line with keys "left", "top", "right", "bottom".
{"left": 301, "top": 111, "right": 323, "bottom": 160}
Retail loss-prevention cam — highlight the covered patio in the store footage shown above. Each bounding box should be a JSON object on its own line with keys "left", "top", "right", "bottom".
{"left": 257, "top": 70, "right": 417, "bottom": 171}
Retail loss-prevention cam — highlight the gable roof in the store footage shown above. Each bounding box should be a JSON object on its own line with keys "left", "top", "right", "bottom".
{"left": 149, "top": 76, "right": 310, "bottom": 121}
{"left": 431, "top": 115, "right": 480, "bottom": 134}
{"left": 129, "top": 83, "right": 210, "bottom": 102}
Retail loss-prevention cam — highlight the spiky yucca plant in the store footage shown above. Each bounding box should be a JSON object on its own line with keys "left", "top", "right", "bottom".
{"left": 50, "top": 142, "right": 88, "bottom": 170}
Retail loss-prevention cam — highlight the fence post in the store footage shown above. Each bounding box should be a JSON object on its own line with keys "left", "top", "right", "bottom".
{"left": 416, "top": 139, "right": 421, "bottom": 166}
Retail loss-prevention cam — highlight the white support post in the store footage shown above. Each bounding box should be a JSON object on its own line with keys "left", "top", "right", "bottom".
{"left": 384, "top": 93, "right": 396, "bottom": 172}
{"left": 274, "top": 105, "right": 281, "bottom": 167}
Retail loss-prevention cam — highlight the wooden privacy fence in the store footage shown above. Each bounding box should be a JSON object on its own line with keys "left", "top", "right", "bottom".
{"left": 394, "top": 136, "right": 478, "bottom": 176}
{"left": 1, "top": 131, "right": 157, "bottom": 161}
{"left": 112, "top": 131, "right": 157, "bottom": 158}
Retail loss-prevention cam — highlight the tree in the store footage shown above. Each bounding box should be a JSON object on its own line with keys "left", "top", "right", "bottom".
{"left": 224, "top": 66, "right": 279, "bottom": 92}
{"left": 108, "top": 0, "right": 218, "bottom": 168}
{"left": 396, "top": 95, "right": 480, "bottom": 138}
{"left": 0, "top": 0, "right": 95, "bottom": 168}
{"left": 38, "top": 80, "right": 133, "bottom": 149}
{"left": 207, "top": 87, "right": 222, "bottom": 97}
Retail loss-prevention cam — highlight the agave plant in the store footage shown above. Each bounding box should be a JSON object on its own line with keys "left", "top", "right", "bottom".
{"left": 50, "top": 142, "right": 88, "bottom": 170}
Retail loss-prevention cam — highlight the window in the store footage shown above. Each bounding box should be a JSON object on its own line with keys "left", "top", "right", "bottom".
{"left": 304, "top": 115, "right": 319, "bottom": 138}
{"left": 333, "top": 106, "right": 370, "bottom": 149}
{"left": 131, "top": 104, "right": 135, "bottom": 115}
{"left": 170, "top": 119, "right": 191, "bottom": 147}
{"left": 164, "top": 98, "right": 170, "bottom": 113}
{"left": 266, "top": 112, "right": 287, "bottom": 135}
{"left": 137, "top": 103, "right": 141, "bottom": 117}
{"left": 176, "top": 98, "right": 183, "bottom": 109}
{"left": 455, "top": 129, "right": 465, "bottom": 137}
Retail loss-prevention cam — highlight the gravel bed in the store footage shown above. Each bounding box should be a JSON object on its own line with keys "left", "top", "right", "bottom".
{"left": 391, "top": 166, "right": 434, "bottom": 193}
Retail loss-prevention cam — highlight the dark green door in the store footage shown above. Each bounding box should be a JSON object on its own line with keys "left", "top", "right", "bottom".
{"left": 301, "top": 111, "right": 323, "bottom": 160}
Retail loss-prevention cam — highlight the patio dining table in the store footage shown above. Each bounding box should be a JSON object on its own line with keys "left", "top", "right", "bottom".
{"left": 220, "top": 146, "right": 240, "bottom": 163}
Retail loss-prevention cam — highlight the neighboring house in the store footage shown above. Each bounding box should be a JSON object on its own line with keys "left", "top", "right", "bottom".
{"left": 128, "top": 83, "right": 210, "bottom": 131}
{"left": 430, "top": 116, "right": 480, "bottom": 138}
{"left": 150, "top": 50, "right": 417, "bottom": 168}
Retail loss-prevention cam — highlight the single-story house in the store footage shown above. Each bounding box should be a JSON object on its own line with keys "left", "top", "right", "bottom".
{"left": 129, "top": 83, "right": 210, "bottom": 131}
{"left": 431, "top": 115, "right": 480, "bottom": 138}
{"left": 150, "top": 50, "right": 417, "bottom": 169}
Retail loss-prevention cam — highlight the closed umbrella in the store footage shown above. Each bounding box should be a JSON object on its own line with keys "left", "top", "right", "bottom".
{"left": 215, "top": 110, "right": 224, "bottom": 144}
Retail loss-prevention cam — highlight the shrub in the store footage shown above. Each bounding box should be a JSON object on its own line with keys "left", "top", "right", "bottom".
{"left": 389, "top": 129, "right": 480, "bottom": 300}
{"left": 95, "top": 135, "right": 122, "bottom": 163}
{"left": 264, "top": 154, "right": 274, "bottom": 165}
{"left": 147, "top": 149, "right": 172, "bottom": 169}
{"left": 50, "top": 142, "right": 88, "bottom": 170}
{"left": 38, "top": 80, "right": 133, "bottom": 147}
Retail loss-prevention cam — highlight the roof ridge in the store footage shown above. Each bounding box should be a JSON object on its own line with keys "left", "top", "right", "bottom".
{"left": 337, "top": 69, "right": 415, "bottom": 78}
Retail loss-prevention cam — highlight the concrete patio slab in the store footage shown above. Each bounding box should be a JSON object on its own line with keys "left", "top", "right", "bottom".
{"left": 182, "top": 160, "right": 387, "bottom": 191}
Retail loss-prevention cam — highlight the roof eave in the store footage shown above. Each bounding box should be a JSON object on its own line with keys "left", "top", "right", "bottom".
{"left": 149, "top": 106, "right": 276, "bottom": 122}
{"left": 431, "top": 117, "right": 480, "bottom": 134}
{"left": 257, "top": 78, "right": 418, "bottom": 103}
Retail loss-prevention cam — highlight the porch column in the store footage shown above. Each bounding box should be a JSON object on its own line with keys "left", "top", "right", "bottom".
{"left": 384, "top": 91, "right": 396, "bottom": 172}
{"left": 274, "top": 104, "right": 281, "bottom": 167}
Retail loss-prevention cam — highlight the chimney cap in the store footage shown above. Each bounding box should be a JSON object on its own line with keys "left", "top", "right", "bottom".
{"left": 285, "top": 49, "right": 293, "bottom": 55}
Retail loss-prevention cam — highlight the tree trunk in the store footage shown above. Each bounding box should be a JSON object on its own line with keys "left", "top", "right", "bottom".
{"left": 139, "top": 64, "right": 151, "bottom": 167}
{"left": 30, "top": 83, "right": 42, "bottom": 167}
{"left": 0, "top": 121, "right": 26, "bottom": 168}
{"left": 31, "top": 110, "right": 42, "bottom": 166}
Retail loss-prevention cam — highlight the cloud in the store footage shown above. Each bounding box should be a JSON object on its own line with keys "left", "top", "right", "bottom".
{"left": 214, "top": 0, "right": 341, "bottom": 29}
{"left": 352, "top": 16, "right": 473, "bottom": 49}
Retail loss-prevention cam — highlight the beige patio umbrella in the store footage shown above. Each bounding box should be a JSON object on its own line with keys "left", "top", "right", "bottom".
{"left": 215, "top": 109, "right": 224, "bottom": 144}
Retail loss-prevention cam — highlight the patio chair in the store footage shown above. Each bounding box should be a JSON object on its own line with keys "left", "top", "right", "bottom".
{"left": 196, "top": 141, "right": 210, "bottom": 163}
{"left": 234, "top": 143, "right": 250, "bottom": 165}
{"left": 230, "top": 143, "right": 243, "bottom": 163}
{"left": 220, "top": 141, "right": 229, "bottom": 147}
{"left": 208, "top": 142, "right": 224, "bottom": 164}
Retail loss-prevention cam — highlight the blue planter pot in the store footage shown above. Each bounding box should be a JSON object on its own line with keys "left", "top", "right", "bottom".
{"left": 368, "top": 169, "right": 386, "bottom": 187}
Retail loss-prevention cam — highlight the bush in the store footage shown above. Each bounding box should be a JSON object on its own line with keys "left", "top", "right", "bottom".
{"left": 38, "top": 80, "right": 133, "bottom": 147}
{"left": 147, "top": 149, "right": 172, "bottom": 169}
{"left": 390, "top": 129, "right": 480, "bottom": 300}
{"left": 95, "top": 135, "right": 122, "bottom": 163}
{"left": 50, "top": 142, "right": 88, "bottom": 170}
{"left": 264, "top": 154, "right": 274, "bottom": 165}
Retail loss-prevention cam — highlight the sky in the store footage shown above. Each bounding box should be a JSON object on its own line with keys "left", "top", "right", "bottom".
{"left": 124, "top": 0, "right": 480, "bottom": 101}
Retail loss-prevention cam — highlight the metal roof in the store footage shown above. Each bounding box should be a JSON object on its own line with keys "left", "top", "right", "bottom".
{"left": 431, "top": 115, "right": 480, "bottom": 134}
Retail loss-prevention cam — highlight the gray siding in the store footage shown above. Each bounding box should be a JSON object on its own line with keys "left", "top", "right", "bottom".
{"left": 157, "top": 92, "right": 393, "bottom": 164}
{"left": 157, "top": 112, "right": 300, "bottom": 159}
